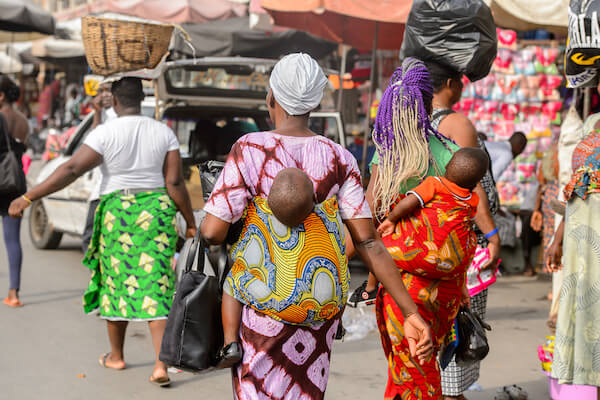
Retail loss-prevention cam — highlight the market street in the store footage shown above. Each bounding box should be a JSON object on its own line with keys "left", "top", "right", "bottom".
{"left": 1, "top": 220, "right": 551, "bottom": 400}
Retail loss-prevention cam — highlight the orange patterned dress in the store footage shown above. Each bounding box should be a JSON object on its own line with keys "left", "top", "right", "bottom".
{"left": 376, "top": 176, "right": 479, "bottom": 400}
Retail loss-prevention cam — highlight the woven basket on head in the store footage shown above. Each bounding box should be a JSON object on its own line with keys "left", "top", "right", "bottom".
{"left": 82, "top": 16, "right": 174, "bottom": 76}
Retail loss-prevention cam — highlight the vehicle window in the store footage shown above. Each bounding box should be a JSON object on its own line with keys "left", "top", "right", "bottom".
{"left": 165, "top": 65, "right": 270, "bottom": 99}
{"left": 164, "top": 116, "right": 259, "bottom": 163}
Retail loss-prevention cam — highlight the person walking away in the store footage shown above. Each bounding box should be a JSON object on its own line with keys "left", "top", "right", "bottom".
{"left": 547, "top": 125, "right": 600, "bottom": 399}
{"left": 200, "top": 53, "right": 433, "bottom": 400}
{"left": 81, "top": 80, "right": 117, "bottom": 253}
{"left": 0, "top": 76, "right": 29, "bottom": 307}
{"left": 8, "top": 77, "right": 196, "bottom": 386}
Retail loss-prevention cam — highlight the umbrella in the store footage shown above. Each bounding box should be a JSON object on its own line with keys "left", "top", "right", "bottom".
{"left": 0, "top": 0, "right": 55, "bottom": 34}
{"left": 171, "top": 17, "right": 337, "bottom": 60}
{"left": 260, "top": 0, "right": 410, "bottom": 176}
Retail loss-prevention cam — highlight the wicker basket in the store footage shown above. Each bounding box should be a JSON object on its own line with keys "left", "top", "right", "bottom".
{"left": 82, "top": 16, "right": 173, "bottom": 76}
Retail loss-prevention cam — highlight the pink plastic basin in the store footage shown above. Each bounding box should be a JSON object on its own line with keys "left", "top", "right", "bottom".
{"left": 547, "top": 374, "right": 597, "bottom": 399}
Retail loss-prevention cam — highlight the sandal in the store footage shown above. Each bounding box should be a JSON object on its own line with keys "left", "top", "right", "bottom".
{"left": 98, "top": 353, "right": 125, "bottom": 370}
{"left": 216, "top": 342, "right": 243, "bottom": 369}
{"left": 3, "top": 297, "right": 23, "bottom": 307}
{"left": 149, "top": 375, "right": 171, "bottom": 387}
{"left": 498, "top": 385, "right": 528, "bottom": 400}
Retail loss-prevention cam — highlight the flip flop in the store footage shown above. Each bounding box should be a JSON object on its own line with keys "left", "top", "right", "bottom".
{"left": 98, "top": 353, "right": 125, "bottom": 370}
{"left": 3, "top": 297, "right": 23, "bottom": 307}
{"left": 149, "top": 375, "right": 171, "bottom": 387}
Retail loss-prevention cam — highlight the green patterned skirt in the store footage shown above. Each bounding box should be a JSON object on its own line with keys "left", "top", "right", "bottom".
{"left": 82, "top": 189, "right": 178, "bottom": 321}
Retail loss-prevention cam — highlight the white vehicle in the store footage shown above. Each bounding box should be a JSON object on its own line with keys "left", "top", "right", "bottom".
{"left": 30, "top": 58, "right": 346, "bottom": 249}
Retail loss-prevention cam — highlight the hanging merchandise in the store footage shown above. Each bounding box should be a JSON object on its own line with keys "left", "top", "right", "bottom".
{"left": 565, "top": 0, "right": 600, "bottom": 88}
{"left": 458, "top": 28, "right": 565, "bottom": 209}
{"left": 400, "top": 0, "right": 497, "bottom": 81}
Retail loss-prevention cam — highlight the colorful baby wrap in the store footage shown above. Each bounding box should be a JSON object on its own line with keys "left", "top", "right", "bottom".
{"left": 225, "top": 196, "right": 348, "bottom": 326}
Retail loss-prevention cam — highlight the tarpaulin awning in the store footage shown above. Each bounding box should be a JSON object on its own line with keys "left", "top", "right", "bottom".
{"left": 54, "top": 0, "right": 247, "bottom": 24}
{"left": 260, "top": 0, "right": 409, "bottom": 50}
{"left": 171, "top": 17, "right": 337, "bottom": 59}
{"left": 31, "top": 38, "right": 85, "bottom": 59}
{"left": 484, "top": 0, "right": 568, "bottom": 35}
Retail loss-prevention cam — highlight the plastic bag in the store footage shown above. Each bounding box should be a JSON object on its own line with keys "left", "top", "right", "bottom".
{"left": 455, "top": 307, "right": 491, "bottom": 366}
{"left": 565, "top": 0, "right": 600, "bottom": 87}
{"left": 400, "top": 0, "right": 497, "bottom": 82}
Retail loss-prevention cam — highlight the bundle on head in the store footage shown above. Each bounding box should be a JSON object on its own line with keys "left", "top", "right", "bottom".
{"left": 372, "top": 57, "right": 445, "bottom": 219}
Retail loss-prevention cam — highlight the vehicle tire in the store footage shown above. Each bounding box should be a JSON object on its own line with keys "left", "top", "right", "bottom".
{"left": 29, "top": 200, "right": 62, "bottom": 249}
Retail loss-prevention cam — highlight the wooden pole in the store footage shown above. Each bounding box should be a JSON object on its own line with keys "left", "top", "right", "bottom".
{"left": 360, "top": 22, "right": 378, "bottom": 178}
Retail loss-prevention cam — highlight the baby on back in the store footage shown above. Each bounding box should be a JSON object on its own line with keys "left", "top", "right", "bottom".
{"left": 268, "top": 167, "right": 316, "bottom": 227}
{"left": 218, "top": 167, "right": 317, "bottom": 368}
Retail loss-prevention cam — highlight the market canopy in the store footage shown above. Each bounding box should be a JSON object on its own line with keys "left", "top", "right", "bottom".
{"left": 54, "top": 0, "right": 247, "bottom": 24}
{"left": 0, "top": 0, "right": 55, "bottom": 42}
{"left": 171, "top": 17, "right": 337, "bottom": 59}
{"left": 260, "top": 0, "right": 409, "bottom": 50}
{"left": 484, "top": 0, "right": 568, "bottom": 35}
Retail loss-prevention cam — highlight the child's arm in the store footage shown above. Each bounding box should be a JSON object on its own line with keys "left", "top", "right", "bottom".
{"left": 387, "top": 193, "right": 422, "bottom": 223}
{"left": 376, "top": 194, "right": 422, "bottom": 237}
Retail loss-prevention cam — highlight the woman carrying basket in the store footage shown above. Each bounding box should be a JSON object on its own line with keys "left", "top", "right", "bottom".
{"left": 9, "top": 77, "right": 196, "bottom": 386}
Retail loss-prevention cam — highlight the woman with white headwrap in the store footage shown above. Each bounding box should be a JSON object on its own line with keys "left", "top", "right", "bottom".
{"left": 200, "top": 53, "right": 433, "bottom": 399}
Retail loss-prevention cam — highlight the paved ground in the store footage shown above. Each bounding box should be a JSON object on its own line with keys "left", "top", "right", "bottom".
{"left": 0, "top": 216, "right": 552, "bottom": 399}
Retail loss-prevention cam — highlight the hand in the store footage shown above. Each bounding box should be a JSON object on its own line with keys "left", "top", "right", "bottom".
{"left": 185, "top": 227, "right": 197, "bottom": 239}
{"left": 8, "top": 196, "right": 30, "bottom": 218}
{"left": 460, "top": 284, "right": 471, "bottom": 308}
{"left": 481, "top": 237, "right": 500, "bottom": 271}
{"left": 376, "top": 219, "right": 395, "bottom": 237}
{"left": 404, "top": 313, "right": 433, "bottom": 365}
{"left": 546, "top": 240, "right": 563, "bottom": 272}
{"left": 530, "top": 210, "right": 543, "bottom": 232}
{"left": 91, "top": 94, "right": 103, "bottom": 113}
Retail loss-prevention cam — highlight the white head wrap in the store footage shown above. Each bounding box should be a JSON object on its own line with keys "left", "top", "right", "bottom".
{"left": 269, "top": 53, "right": 328, "bottom": 116}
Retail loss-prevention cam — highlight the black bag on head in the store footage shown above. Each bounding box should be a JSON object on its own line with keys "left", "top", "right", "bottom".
{"left": 0, "top": 114, "right": 26, "bottom": 196}
{"left": 455, "top": 306, "right": 492, "bottom": 366}
{"left": 565, "top": 0, "right": 600, "bottom": 88}
{"left": 400, "top": 0, "right": 497, "bottom": 82}
{"left": 159, "top": 231, "right": 229, "bottom": 372}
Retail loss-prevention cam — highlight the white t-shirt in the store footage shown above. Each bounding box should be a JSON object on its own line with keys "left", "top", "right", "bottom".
{"left": 84, "top": 115, "right": 180, "bottom": 196}
{"left": 89, "top": 108, "right": 118, "bottom": 201}
{"left": 485, "top": 140, "right": 513, "bottom": 181}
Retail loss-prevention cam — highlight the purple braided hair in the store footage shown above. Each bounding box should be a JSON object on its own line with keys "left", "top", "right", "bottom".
{"left": 373, "top": 57, "right": 448, "bottom": 150}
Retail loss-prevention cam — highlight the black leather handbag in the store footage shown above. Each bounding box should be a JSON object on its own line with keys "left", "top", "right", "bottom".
{"left": 159, "top": 231, "right": 229, "bottom": 372}
{"left": 455, "top": 307, "right": 492, "bottom": 367}
{"left": 0, "top": 115, "right": 26, "bottom": 196}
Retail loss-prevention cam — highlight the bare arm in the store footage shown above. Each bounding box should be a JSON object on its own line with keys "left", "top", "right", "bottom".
{"left": 547, "top": 219, "right": 565, "bottom": 271}
{"left": 9, "top": 144, "right": 102, "bottom": 217}
{"left": 200, "top": 213, "right": 231, "bottom": 245}
{"left": 345, "top": 217, "right": 433, "bottom": 361}
{"left": 163, "top": 149, "right": 196, "bottom": 236}
{"left": 387, "top": 194, "right": 421, "bottom": 223}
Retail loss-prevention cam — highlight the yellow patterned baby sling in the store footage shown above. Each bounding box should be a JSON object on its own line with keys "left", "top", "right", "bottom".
{"left": 224, "top": 196, "right": 349, "bottom": 325}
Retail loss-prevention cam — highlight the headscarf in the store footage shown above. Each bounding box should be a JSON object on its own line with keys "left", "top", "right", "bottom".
{"left": 269, "top": 53, "right": 328, "bottom": 116}
{"left": 372, "top": 57, "right": 448, "bottom": 219}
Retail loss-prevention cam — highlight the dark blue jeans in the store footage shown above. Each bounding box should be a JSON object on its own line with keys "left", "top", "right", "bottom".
{"left": 2, "top": 215, "right": 22, "bottom": 291}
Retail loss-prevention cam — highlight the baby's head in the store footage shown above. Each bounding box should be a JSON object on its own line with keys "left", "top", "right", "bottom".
{"left": 268, "top": 168, "right": 316, "bottom": 227}
{"left": 444, "top": 148, "right": 490, "bottom": 191}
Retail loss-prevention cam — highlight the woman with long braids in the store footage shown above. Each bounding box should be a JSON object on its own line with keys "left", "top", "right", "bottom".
{"left": 362, "top": 58, "right": 495, "bottom": 399}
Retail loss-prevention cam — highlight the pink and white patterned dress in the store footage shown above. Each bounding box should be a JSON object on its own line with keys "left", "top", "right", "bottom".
{"left": 204, "top": 131, "right": 370, "bottom": 400}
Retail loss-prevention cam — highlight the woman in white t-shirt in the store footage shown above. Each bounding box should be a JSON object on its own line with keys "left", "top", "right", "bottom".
{"left": 9, "top": 77, "right": 195, "bottom": 387}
